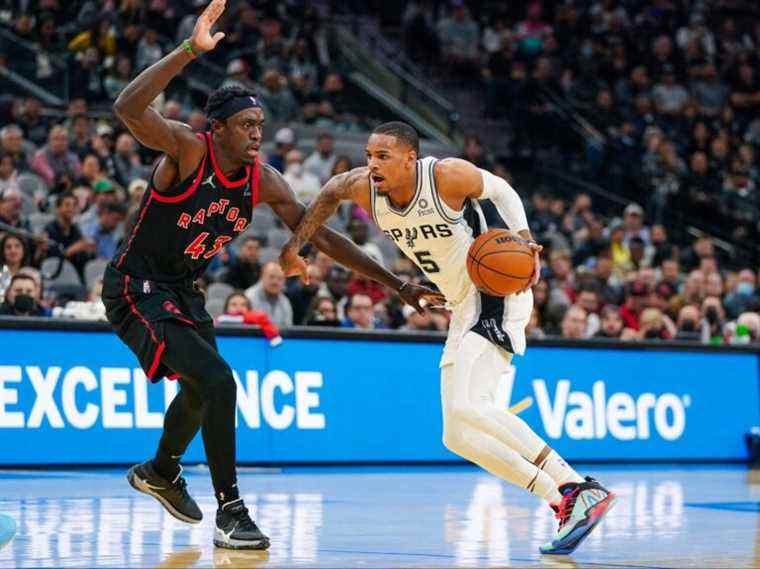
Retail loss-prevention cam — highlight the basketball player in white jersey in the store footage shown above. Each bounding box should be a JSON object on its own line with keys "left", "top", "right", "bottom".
{"left": 280, "top": 122, "right": 616, "bottom": 554}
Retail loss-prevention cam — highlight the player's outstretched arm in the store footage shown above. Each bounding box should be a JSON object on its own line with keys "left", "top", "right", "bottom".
{"left": 113, "top": 0, "right": 226, "bottom": 159}
{"left": 265, "top": 166, "right": 445, "bottom": 312}
{"left": 282, "top": 167, "right": 370, "bottom": 256}
{"left": 436, "top": 158, "right": 543, "bottom": 293}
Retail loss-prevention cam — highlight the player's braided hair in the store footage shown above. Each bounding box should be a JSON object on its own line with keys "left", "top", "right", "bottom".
{"left": 372, "top": 121, "right": 420, "bottom": 155}
{"left": 204, "top": 85, "right": 259, "bottom": 120}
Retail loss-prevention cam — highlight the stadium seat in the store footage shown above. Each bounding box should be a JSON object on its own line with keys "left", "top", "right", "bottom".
{"left": 258, "top": 247, "right": 280, "bottom": 264}
{"left": 266, "top": 228, "right": 291, "bottom": 249}
{"left": 375, "top": 237, "right": 400, "bottom": 264}
{"left": 83, "top": 259, "right": 109, "bottom": 290}
{"left": 16, "top": 173, "right": 45, "bottom": 199}
{"left": 28, "top": 212, "right": 54, "bottom": 235}
{"left": 250, "top": 208, "right": 276, "bottom": 233}
{"left": 205, "top": 297, "right": 226, "bottom": 319}
{"left": 207, "top": 282, "right": 234, "bottom": 302}
{"left": 19, "top": 193, "right": 36, "bottom": 216}
{"left": 41, "top": 257, "right": 85, "bottom": 302}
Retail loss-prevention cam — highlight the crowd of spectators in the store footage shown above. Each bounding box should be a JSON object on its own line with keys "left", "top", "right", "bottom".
{"left": 0, "top": 0, "right": 371, "bottom": 131}
{"left": 522, "top": 190, "right": 759, "bottom": 345}
{"left": 0, "top": 0, "right": 756, "bottom": 345}
{"left": 401, "top": 0, "right": 759, "bottom": 247}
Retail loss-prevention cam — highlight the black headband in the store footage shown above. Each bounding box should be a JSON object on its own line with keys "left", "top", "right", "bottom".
{"left": 210, "top": 95, "right": 262, "bottom": 121}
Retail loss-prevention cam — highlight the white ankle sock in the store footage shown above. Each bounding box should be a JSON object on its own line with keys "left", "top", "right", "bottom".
{"left": 533, "top": 445, "right": 584, "bottom": 487}
{"left": 526, "top": 465, "right": 563, "bottom": 504}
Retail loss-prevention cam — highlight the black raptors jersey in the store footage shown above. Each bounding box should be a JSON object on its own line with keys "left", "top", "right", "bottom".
{"left": 111, "top": 132, "right": 260, "bottom": 283}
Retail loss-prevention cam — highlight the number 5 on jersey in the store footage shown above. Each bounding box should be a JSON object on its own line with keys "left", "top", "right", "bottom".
{"left": 184, "top": 232, "right": 232, "bottom": 260}
{"left": 414, "top": 250, "right": 440, "bottom": 273}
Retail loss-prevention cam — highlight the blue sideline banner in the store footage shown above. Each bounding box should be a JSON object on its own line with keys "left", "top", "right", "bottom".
{"left": 0, "top": 327, "right": 758, "bottom": 464}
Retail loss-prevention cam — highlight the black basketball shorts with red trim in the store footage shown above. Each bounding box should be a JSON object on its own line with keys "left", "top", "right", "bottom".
{"left": 102, "top": 264, "right": 213, "bottom": 382}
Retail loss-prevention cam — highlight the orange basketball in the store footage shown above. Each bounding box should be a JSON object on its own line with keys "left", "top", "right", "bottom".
{"left": 466, "top": 229, "right": 535, "bottom": 296}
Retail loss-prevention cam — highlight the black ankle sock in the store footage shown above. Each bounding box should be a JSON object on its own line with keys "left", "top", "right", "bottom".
{"left": 152, "top": 450, "right": 181, "bottom": 482}
{"left": 216, "top": 484, "right": 240, "bottom": 509}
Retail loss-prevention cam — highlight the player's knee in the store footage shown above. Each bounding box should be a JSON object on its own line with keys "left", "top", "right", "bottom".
{"left": 217, "top": 371, "right": 237, "bottom": 402}
{"left": 442, "top": 429, "right": 463, "bottom": 455}
{"left": 203, "top": 365, "right": 237, "bottom": 402}
{"left": 179, "top": 383, "right": 203, "bottom": 410}
{"left": 441, "top": 410, "right": 470, "bottom": 455}
{"left": 442, "top": 426, "right": 477, "bottom": 461}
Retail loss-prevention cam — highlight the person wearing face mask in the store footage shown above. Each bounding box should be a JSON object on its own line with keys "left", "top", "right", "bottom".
{"left": 674, "top": 304, "right": 701, "bottom": 341}
{"left": 724, "top": 269, "right": 759, "bottom": 319}
{"left": 0, "top": 274, "right": 49, "bottom": 317}
{"left": 700, "top": 296, "right": 726, "bottom": 344}
{"left": 637, "top": 307, "right": 674, "bottom": 340}
{"left": 282, "top": 149, "right": 321, "bottom": 204}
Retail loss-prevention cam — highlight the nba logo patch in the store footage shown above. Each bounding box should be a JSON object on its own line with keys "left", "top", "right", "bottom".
{"left": 143, "top": 280, "right": 151, "bottom": 294}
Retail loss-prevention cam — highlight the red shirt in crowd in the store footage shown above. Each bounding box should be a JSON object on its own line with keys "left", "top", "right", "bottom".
{"left": 619, "top": 304, "right": 640, "bottom": 330}
{"left": 347, "top": 276, "right": 388, "bottom": 304}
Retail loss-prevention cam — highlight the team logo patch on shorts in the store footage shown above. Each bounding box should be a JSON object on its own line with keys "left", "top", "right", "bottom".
{"left": 480, "top": 318, "right": 507, "bottom": 344}
{"left": 470, "top": 293, "right": 515, "bottom": 353}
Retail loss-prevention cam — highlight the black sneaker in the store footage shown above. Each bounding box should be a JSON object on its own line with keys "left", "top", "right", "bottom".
{"left": 214, "top": 499, "right": 270, "bottom": 550}
{"left": 127, "top": 461, "right": 202, "bottom": 524}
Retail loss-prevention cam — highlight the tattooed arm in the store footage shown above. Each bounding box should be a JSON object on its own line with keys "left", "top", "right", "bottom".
{"left": 279, "top": 166, "right": 371, "bottom": 280}
{"left": 284, "top": 167, "right": 371, "bottom": 252}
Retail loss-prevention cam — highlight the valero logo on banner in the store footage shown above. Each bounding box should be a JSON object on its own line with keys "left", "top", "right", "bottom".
{"left": 0, "top": 365, "right": 325, "bottom": 431}
{"left": 533, "top": 379, "right": 689, "bottom": 441}
{"left": 501, "top": 368, "right": 690, "bottom": 442}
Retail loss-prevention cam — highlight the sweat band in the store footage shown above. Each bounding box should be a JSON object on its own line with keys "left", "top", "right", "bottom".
{"left": 209, "top": 95, "right": 262, "bottom": 121}
{"left": 181, "top": 39, "right": 197, "bottom": 59}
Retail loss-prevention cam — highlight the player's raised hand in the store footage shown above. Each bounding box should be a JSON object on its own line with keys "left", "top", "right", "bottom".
{"left": 189, "top": 0, "right": 226, "bottom": 54}
{"left": 279, "top": 246, "right": 310, "bottom": 284}
{"left": 517, "top": 241, "right": 543, "bottom": 294}
{"left": 399, "top": 283, "right": 447, "bottom": 315}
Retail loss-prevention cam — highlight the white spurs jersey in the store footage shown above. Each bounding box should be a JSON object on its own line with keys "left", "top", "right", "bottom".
{"left": 370, "top": 156, "right": 480, "bottom": 304}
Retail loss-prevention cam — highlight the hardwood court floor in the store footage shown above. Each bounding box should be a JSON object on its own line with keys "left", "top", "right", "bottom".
{"left": 1, "top": 464, "right": 758, "bottom": 568}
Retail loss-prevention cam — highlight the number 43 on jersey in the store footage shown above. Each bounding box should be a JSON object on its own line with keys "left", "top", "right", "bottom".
{"left": 184, "top": 232, "right": 232, "bottom": 260}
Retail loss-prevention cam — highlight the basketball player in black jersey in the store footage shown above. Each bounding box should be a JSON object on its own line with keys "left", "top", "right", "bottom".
{"left": 103, "top": 0, "right": 444, "bottom": 551}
